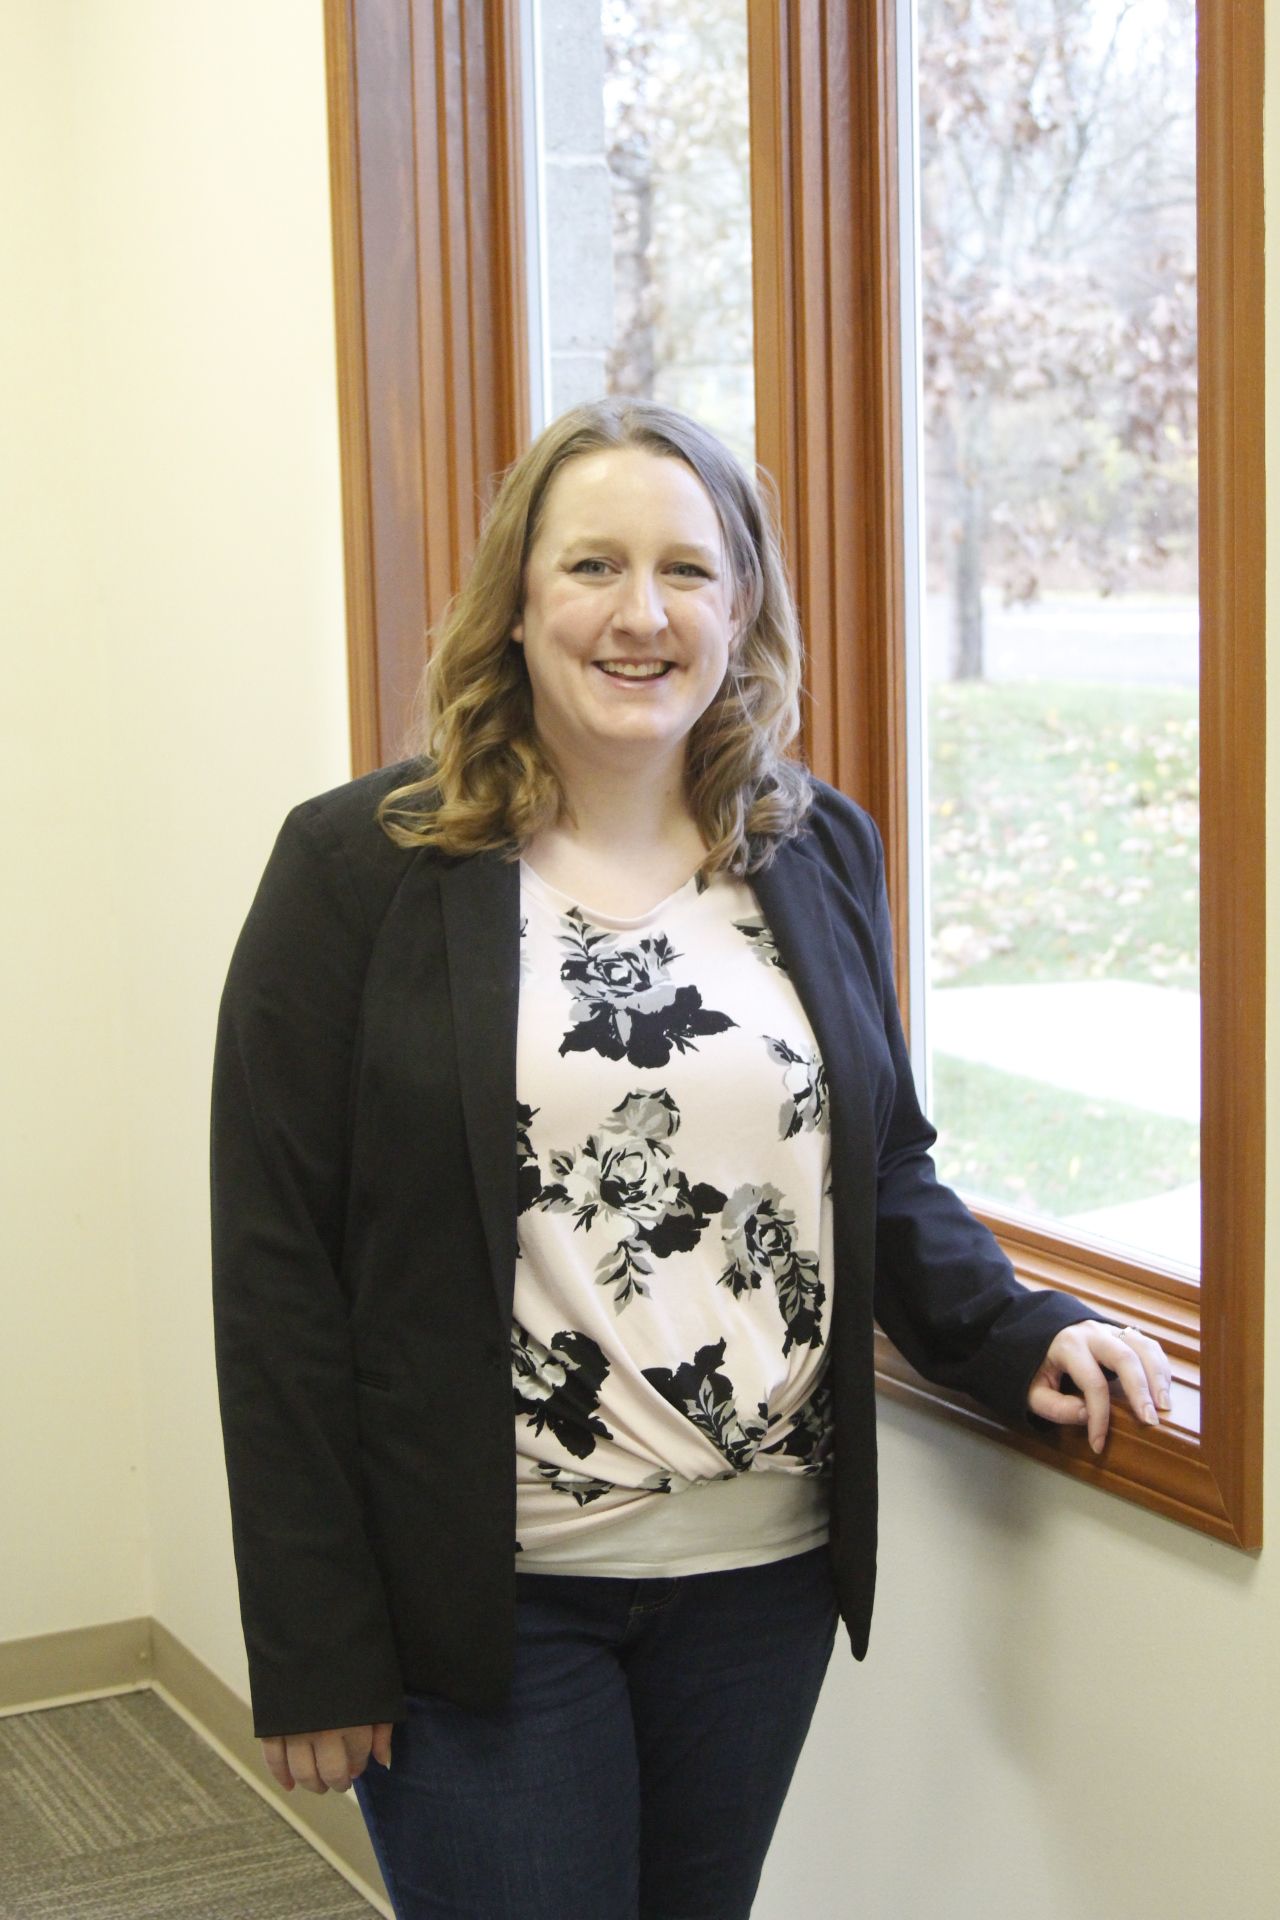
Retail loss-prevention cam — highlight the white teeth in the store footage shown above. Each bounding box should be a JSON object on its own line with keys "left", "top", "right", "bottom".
{"left": 598, "top": 661, "right": 670, "bottom": 678}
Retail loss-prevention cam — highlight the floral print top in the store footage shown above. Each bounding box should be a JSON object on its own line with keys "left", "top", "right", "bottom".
{"left": 513, "top": 860, "right": 835, "bottom": 1566}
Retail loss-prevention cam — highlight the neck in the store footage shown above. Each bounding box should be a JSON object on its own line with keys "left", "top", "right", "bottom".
{"left": 538, "top": 744, "right": 704, "bottom": 863}
{"left": 522, "top": 747, "right": 711, "bottom": 915}
{"left": 564, "top": 764, "right": 702, "bottom": 856}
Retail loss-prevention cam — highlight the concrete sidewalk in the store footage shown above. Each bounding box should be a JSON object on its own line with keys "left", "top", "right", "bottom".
{"left": 1061, "top": 1180, "right": 1200, "bottom": 1270}
{"left": 928, "top": 978, "right": 1200, "bottom": 1267}
{"left": 924, "top": 590, "right": 1198, "bottom": 687}
{"left": 929, "top": 979, "right": 1200, "bottom": 1123}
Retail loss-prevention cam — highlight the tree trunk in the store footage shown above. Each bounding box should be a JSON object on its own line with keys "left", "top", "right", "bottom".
{"left": 607, "top": 140, "right": 656, "bottom": 399}
{"left": 950, "top": 454, "right": 986, "bottom": 681}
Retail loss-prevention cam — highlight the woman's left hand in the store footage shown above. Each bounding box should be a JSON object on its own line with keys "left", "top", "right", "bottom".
{"left": 1027, "top": 1322, "right": 1174, "bottom": 1453}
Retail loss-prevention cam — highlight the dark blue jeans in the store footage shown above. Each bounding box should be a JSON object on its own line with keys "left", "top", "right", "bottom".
{"left": 353, "top": 1543, "right": 840, "bottom": 1920}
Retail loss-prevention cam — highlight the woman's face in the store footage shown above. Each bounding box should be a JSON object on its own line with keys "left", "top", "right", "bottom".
{"left": 511, "top": 446, "right": 741, "bottom": 787}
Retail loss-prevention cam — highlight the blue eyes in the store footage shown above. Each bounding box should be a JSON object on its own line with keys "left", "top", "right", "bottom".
{"left": 571, "top": 559, "right": 708, "bottom": 579}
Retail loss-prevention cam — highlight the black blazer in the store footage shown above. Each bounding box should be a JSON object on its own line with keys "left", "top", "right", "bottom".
{"left": 210, "top": 760, "right": 1101, "bottom": 1739}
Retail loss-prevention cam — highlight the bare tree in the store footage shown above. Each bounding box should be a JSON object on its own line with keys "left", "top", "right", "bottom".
{"left": 602, "top": 0, "right": 754, "bottom": 464}
{"left": 919, "top": 0, "right": 1197, "bottom": 678}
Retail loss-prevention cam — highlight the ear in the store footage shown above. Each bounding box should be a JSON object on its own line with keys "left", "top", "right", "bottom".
{"left": 510, "top": 619, "right": 524, "bottom": 645}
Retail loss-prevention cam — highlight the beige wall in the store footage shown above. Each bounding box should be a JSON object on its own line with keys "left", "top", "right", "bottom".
{"left": 61, "top": 0, "right": 351, "bottom": 1703}
{"left": 2, "top": 0, "right": 150, "bottom": 1639}
{"left": 1, "top": 0, "right": 349, "bottom": 1683}
{"left": 2, "top": 1, "right": 1275, "bottom": 1914}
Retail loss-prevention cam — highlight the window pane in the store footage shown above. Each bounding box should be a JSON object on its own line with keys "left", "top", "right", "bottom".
{"left": 909, "top": 0, "right": 1200, "bottom": 1272}
{"left": 527, "top": 0, "right": 754, "bottom": 467}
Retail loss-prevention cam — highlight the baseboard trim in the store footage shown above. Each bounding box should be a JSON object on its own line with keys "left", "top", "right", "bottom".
{"left": 0, "top": 1616, "right": 153, "bottom": 1714}
{"left": 0, "top": 1618, "right": 392, "bottom": 1917}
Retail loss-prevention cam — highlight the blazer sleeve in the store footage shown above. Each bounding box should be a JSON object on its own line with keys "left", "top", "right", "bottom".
{"left": 210, "top": 802, "right": 407, "bottom": 1740}
{"left": 860, "top": 815, "right": 1115, "bottom": 1424}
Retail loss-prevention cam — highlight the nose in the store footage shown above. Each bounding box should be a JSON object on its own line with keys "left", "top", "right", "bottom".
{"left": 612, "top": 568, "right": 668, "bottom": 638}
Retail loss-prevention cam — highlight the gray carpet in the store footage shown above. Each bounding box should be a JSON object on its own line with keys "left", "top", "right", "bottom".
{"left": 0, "top": 1690, "right": 378, "bottom": 1917}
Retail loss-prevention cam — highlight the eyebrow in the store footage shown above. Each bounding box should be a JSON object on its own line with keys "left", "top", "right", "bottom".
{"left": 558, "top": 537, "right": 721, "bottom": 565}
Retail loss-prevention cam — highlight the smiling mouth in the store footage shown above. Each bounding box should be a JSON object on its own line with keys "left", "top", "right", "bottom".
{"left": 595, "top": 661, "right": 673, "bottom": 679}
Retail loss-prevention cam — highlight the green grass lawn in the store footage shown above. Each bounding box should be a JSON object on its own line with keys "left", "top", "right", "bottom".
{"left": 926, "top": 679, "right": 1199, "bottom": 1230}
{"left": 930, "top": 1053, "right": 1200, "bottom": 1220}
{"left": 928, "top": 680, "right": 1198, "bottom": 991}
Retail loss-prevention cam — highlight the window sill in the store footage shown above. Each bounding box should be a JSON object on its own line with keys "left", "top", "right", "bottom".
{"left": 874, "top": 1207, "right": 1257, "bottom": 1551}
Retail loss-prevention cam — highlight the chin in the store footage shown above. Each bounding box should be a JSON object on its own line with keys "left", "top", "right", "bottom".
{"left": 586, "top": 719, "right": 688, "bottom": 757}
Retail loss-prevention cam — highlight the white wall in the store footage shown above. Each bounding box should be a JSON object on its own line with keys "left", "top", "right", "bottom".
{"left": 63, "top": 0, "right": 351, "bottom": 1698}
{"left": 1, "top": 0, "right": 150, "bottom": 1638}
{"left": 0, "top": 0, "right": 349, "bottom": 1682}
{"left": 2, "top": 2, "right": 1276, "bottom": 1915}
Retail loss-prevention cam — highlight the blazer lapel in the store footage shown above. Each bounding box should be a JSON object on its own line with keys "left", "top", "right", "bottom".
{"left": 439, "top": 851, "right": 522, "bottom": 1332}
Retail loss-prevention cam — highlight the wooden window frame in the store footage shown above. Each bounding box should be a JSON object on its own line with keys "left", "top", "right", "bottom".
{"left": 325, "top": 0, "right": 1264, "bottom": 1548}
{"left": 324, "top": 0, "right": 529, "bottom": 768}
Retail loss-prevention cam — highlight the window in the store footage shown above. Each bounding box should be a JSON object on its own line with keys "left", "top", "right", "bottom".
{"left": 912, "top": 0, "right": 1200, "bottom": 1278}
{"left": 324, "top": 0, "right": 1263, "bottom": 1546}
{"left": 526, "top": 0, "right": 755, "bottom": 459}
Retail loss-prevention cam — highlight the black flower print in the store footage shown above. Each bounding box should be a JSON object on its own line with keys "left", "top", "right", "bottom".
{"left": 536, "top": 1089, "right": 726, "bottom": 1311}
{"left": 759, "top": 1374, "right": 835, "bottom": 1474}
{"left": 557, "top": 910, "right": 736, "bottom": 1067}
{"left": 516, "top": 1100, "right": 543, "bottom": 1215}
{"left": 774, "top": 1259, "right": 826, "bottom": 1355}
{"left": 764, "top": 1036, "right": 829, "bottom": 1139}
{"left": 519, "top": 912, "right": 532, "bottom": 984}
{"left": 534, "top": 1463, "right": 615, "bottom": 1507}
{"left": 642, "top": 1337, "right": 770, "bottom": 1472}
{"left": 511, "top": 1323, "right": 613, "bottom": 1460}
{"left": 717, "top": 1183, "right": 789, "bottom": 1295}
{"left": 719, "top": 1183, "right": 825, "bottom": 1354}
{"left": 534, "top": 1463, "right": 674, "bottom": 1506}
{"left": 733, "top": 916, "right": 787, "bottom": 972}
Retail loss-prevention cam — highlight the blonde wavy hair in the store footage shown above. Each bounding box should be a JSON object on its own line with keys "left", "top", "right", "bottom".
{"left": 376, "top": 396, "right": 812, "bottom": 874}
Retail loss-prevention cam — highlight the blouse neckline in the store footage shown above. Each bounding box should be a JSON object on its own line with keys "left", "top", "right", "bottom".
{"left": 518, "top": 858, "right": 707, "bottom": 931}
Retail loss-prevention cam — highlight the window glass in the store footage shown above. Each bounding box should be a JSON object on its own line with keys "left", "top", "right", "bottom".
{"left": 911, "top": 0, "right": 1200, "bottom": 1271}
{"left": 528, "top": 0, "right": 754, "bottom": 467}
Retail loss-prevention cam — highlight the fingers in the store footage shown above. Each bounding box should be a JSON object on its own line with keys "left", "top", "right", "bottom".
{"left": 1026, "top": 1326, "right": 1112, "bottom": 1451}
{"left": 264, "top": 1727, "right": 376, "bottom": 1794}
{"left": 1030, "top": 1323, "right": 1175, "bottom": 1455}
{"left": 1025, "top": 1377, "right": 1091, "bottom": 1430}
{"left": 284, "top": 1735, "right": 332, "bottom": 1794}
{"left": 260, "top": 1725, "right": 394, "bottom": 1795}
{"left": 341, "top": 1726, "right": 376, "bottom": 1784}
{"left": 1064, "top": 1341, "right": 1115, "bottom": 1454}
{"left": 1128, "top": 1327, "right": 1174, "bottom": 1413}
{"left": 1096, "top": 1326, "right": 1173, "bottom": 1434}
{"left": 259, "top": 1736, "right": 294, "bottom": 1792}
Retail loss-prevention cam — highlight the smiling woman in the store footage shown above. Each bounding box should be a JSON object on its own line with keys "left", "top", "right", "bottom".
{"left": 508, "top": 445, "right": 743, "bottom": 913}
{"left": 213, "top": 394, "right": 1172, "bottom": 1919}
{"left": 510, "top": 448, "right": 739, "bottom": 843}
{"left": 374, "top": 396, "right": 812, "bottom": 881}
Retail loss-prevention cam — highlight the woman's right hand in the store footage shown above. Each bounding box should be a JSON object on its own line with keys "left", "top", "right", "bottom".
{"left": 260, "top": 1721, "right": 394, "bottom": 1793}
